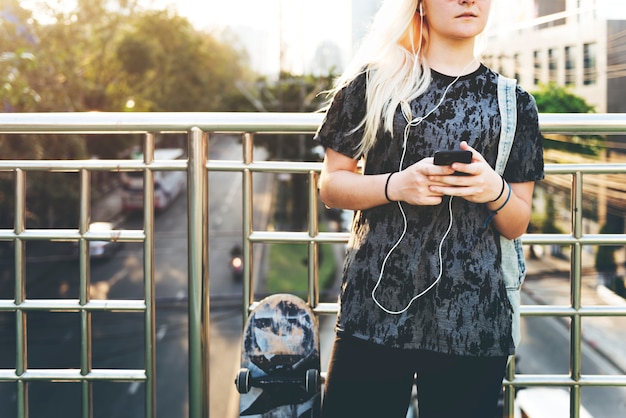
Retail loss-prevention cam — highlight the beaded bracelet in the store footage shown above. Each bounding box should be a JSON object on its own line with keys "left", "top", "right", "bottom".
{"left": 384, "top": 172, "right": 395, "bottom": 202}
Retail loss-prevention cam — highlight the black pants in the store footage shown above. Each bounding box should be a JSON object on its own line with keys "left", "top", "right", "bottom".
{"left": 321, "top": 335, "right": 508, "bottom": 418}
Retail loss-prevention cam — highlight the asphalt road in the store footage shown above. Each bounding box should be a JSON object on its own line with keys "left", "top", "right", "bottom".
{"left": 518, "top": 280, "right": 626, "bottom": 417}
{"left": 0, "top": 136, "right": 272, "bottom": 418}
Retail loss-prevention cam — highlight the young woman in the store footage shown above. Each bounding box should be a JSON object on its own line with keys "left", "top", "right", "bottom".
{"left": 315, "top": 1, "right": 544, "bottom": 417}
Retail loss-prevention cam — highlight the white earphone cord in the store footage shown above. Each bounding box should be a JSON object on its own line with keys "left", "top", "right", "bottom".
{"left": 371, "top": 196, "right": 454, "bottom": 315}
{"left": 371, "top": 56, "right": 477, "bottom": 315}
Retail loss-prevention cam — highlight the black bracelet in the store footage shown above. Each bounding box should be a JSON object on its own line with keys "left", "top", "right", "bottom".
{"left": 483, "top": 183, "right": 512, "bottom": 227}
{"left": 493, "top": 182, "right": 512, "bottom": 213}
{"left": 384, "top": 172, "right": 395, "bottom": 202}
{"left": 490, "top": 175, "right": 506, "bottom": 202}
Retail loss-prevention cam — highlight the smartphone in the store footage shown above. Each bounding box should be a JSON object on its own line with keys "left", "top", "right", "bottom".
{"left": 433, "top": 150, "right": 472, "bottom": 176}
{"left": 433, "top": 150, "right": 472, "bottom": 166}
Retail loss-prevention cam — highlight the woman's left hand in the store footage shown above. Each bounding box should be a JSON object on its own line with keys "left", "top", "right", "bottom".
{"left": 427, "top": 141, "right": 503, "bottom": 203}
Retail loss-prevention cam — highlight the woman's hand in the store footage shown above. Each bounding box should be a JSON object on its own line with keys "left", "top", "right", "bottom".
{"left": 425, "top": 141, "right": 503, "bottom": 203}
{"left": 386, "top": 158, "right": 449, "bottom": 206}
{"left": 424, "top": 141, "right": 534, "bottom": 239}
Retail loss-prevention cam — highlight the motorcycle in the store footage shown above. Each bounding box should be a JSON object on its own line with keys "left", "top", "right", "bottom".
{"left": 230, "top": 245, "right": 243, "bottom": 282}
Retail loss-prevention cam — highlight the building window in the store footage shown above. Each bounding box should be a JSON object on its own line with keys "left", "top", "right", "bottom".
{"left": 536, "top": 0, "right": 566, "bottom": 28}
{"left": 577, "top": 0, "right": 598, "bottom": 23}
{"left": 548, "top": 48, "right": 559, "bottom": 83}
{"left": 584, "top": 42, "right": 597, "bottom": 85}
{"left": 533, "top": 50, "right": 542, "bottom": 85}
{"left": 565, "top": 46, "right": 576, "bottom": 86}
{"left": 514, "top": 54, "right": 521, "bottom": 82}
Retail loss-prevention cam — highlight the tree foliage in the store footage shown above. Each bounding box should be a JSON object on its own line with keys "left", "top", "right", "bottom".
{"left": 0, "top": 0, "right": 253, "bottom": 227}
{"left": 531, "top": 82, "right": 602, "bottom": 155}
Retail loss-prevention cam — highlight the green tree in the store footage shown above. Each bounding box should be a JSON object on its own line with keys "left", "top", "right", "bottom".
{"left": 242, "top": 71, "right": 336, "bottom": 230}
{"left": 115, "top": 10, "right": 251, "bottom": 112}
{"left": 1, "top": 0, "right": 253, "bottom": 227}
{"left": 532, "top": 82, "right": 602, "bottom": 155}
{"left": 0, "top": 0, "right": 40, "bottom": 112}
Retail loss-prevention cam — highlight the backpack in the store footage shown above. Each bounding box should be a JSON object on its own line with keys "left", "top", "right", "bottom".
{"left": 496, "top": 75, "right": 526, "bottom": 348}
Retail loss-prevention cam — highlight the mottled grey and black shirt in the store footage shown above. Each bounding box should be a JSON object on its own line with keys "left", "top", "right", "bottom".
{"left": 315, "top": 65, "right": 544, "bottom": 357}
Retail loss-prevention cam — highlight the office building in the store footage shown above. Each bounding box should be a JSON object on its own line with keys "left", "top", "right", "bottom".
{"left": 486, "top": 0, "right": 626, "bottom": 114}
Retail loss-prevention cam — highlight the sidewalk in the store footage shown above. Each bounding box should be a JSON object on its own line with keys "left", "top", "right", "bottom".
{"left": 91, "top": 187, "right": 125, "bottom": 224}
{"left": 524, "top": 247, "right": 626, "bottom": 373}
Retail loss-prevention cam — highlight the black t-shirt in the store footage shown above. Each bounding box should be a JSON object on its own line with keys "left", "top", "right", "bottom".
{"left": 315, "top": 64, "right": 544, "bottom": 356}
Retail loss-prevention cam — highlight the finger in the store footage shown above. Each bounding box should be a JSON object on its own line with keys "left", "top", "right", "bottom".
{"left": 459, "top": 141, "right": 486, "bottom": 163}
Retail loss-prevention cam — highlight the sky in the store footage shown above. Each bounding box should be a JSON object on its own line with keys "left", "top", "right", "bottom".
{"left": 20, "top": 0, "right": 626, "bottom": 76}
{"left": 16, "top": 0, "right": 354, "bottom": 75}
{"left": 152, "top": 0, "right": 353, "bottom": 75}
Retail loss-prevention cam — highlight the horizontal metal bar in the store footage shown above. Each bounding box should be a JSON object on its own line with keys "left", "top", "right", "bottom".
{"left": 313, "top": 302, "right": 339, "bottom": 315}
{"left": 0, "top": 112, "right": 324, "bottom": 134}
{"left": 505, "top": 374, "right": 626, "bottom": 387}
{"left": 539, "top": 113, "right": 626, "bottom": 135}
{"left": 0, "top": 229, "right": 145, "bottom": 242}
{"left": 0, "top": 159, "right": 188, "bottom": 172}
{"left": 248, "top": 231, "right": 626, "bottom": 246}
{"left": 248, "top": 303, "right": 626, "bottom": 318}
{"left": 2, "top": 112, "right": 626, "bottom": 135}
{"left": 521, "top": 233, "right": 626, "bottom": 245}
{"left": 3, "top": 231, "right": 622, "bottom": 247}
{"left": 0, "top": 369, "right": 146, "bottom": 382}
{"left": 0, "top": 160, "right": 623, "bottom": 177}
{"left": 0, "top": 160, "right": 624, "bottom": 177}
{"left": 249, "top": 231, "right": 349, "bottom": 244}
{"left": 544, "top": 163, "right": 626, "bottom": 175}
{"left": 0, "top": 299, "right": 146, "bottom": 312}
{"left": 206, "top": 160, "right": 322, "bottom": 173}
{"left": 521, "top": 305, "right": 626, "bottom": 317}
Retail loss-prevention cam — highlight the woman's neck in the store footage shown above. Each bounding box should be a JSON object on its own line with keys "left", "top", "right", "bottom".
{"left": 425, "top": 39, "right": 479, "bottom": 77}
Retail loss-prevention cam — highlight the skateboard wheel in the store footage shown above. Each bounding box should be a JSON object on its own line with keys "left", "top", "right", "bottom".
{"left": 305, "top": 369, "right": 320, "bottom": 394}
{"left": 235, "top": 368, "right": 251, "bottom": 394}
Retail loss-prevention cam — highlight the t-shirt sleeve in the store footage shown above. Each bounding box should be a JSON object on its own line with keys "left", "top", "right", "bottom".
{"left": 503, "top": 87, "right": 545, "bottom": 183}
{"left": 313, "top": 72, "right": 368, "bottom": 160}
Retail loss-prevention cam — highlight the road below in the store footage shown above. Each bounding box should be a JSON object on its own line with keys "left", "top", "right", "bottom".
{"left": 519, "top": 275, "right": 626, "bottom": 417}
{"left": 0, "top": 135, "right": 273, "bottom": 418}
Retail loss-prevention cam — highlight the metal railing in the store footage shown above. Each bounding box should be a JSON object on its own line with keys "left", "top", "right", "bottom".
{"left": 0, "top": 112, "right": 625, "bottom": 418}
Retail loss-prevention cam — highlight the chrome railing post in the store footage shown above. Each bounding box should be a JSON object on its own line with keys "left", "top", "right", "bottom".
{"left": 187, "top": 128, "right": 209, "bottom": 418}
{"left": 143, "top": 134, "right": 157, "bottom": 418}
{"left": 14, "top": 169, "right": 27, "bottom": 418}
{"left": 570, "top": 171, "right": 584, "bottom": 418}
{"left": 242, "top": 133, "right": 254, "bottom": 323}
{"left": 307, "top": 170, "right": 319, "bottom": 309}
{"left": 79, "top": 168, "right": 93, "bottom": 418}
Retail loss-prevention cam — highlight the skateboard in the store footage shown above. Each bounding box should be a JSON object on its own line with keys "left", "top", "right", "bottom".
{"left": 235, "top": 293, "right": 321, "bottom": 417}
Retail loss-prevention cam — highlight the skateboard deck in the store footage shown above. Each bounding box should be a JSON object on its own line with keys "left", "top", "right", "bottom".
{"left": 235, "top": 293, "right": 321, "bottom": 417}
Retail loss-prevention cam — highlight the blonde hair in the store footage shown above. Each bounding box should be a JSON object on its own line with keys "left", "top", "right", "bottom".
{"left": 330, "top": 0, "right": 428, "bottom": 157}
{"left": 326, "top": 0, "right": 492, "bottom": 157}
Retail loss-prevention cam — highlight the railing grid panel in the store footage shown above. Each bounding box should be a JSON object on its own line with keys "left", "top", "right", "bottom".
{"left": 0, "top": 113, "right": 625, "bottom": 418}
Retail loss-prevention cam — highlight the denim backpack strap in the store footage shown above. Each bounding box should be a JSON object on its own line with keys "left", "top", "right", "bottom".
{"left": 496, "top": 75, "right": 526, "bottom": 348}
{"left": 496, "top": 75, "right": 517, "bottom": 176}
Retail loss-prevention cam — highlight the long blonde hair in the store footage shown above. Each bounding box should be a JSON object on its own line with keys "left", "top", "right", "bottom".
{"left": 330, "top": 0, "right": 429, "bottom": 157}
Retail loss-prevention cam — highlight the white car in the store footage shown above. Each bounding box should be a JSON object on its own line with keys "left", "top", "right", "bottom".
{"left": 81, "top": 222, "right": 123, "bottom": 259}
